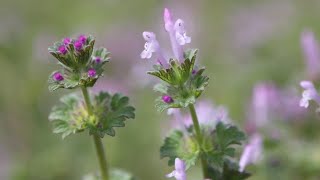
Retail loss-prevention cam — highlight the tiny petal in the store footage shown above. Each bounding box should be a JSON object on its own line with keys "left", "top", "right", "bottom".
{"left": 53, "top": 72, "right": 64, "bottom": 81}
{"left": 140, "top": 32, "right": 158, "bottom": 59}
{"left": 162, "top": 95, "right": 174, "bottom": 103}
{"left": 174, "top": 158, "right": 185, "bottom": 172}
{"left": 88, "top": 69, "right": 96, "bottom": 77}
{"left": 164, "top": 8, "right": 173, "bottom": 32}
{"left": 299, "top": 98, "right": 309, "bottom": 108}
{"left": 63, "top": 37, "right": 71, "bottom": 45}
{"left": 58, "top": 45, "right": 67, "bottom": 55}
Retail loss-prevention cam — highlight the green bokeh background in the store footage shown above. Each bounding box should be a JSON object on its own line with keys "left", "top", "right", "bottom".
{"left": 1, "top": 0, "right": 320, "bottom": 179}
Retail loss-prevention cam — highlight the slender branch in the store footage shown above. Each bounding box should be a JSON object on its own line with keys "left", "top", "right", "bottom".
{"left": 81, "top": 87, "right": 109, "bottom": 180}
{"left": 188, "top": 104, "right": 210, "bottom": 179}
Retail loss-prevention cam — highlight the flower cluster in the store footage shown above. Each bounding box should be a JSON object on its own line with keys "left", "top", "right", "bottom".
{"left": 48, "top": 35, "right": 110, "bottom": 91}
{"left": 141, "top": 9, "right": 209, "bottom": 112}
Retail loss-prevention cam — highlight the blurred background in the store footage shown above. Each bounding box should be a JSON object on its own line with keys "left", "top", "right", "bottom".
{"left": 1, "top": 0, "right": 320, "bottom": 179}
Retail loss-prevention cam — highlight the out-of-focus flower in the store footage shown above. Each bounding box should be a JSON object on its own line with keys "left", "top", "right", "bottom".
{"left": 299, "top": 81, "right": 320, "bottom": 108}
{"left": 249, "top": 83, "right": 280, "bottom": 128}
{"left": 301, "top": 30, "right": 320, "bottom": 79}
{"left": 168, "top": 100, "right": 231, "bottom": 129}
{"left": 88, "top": 69, "right": 97, "bottom": 78}
{"left": 239, "top": 134, "right": 263, "bottom": 172}
{"left": 166, "top": 158, "right": 186, "bottom": 180}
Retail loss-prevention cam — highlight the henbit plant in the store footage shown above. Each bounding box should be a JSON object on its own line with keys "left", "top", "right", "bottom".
{"left": 47, "top": 35, "right": 136, "bottom": 180}
{"left": 141, "top": 8, "right": 251, "bottom": 180}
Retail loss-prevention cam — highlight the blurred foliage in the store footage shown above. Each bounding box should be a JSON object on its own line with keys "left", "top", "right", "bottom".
{"left": 1, "top": 0, "right": 320, "bottom": 179}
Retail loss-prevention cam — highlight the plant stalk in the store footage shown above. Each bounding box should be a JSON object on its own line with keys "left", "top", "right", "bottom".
{"left": 188, "top": 104, "right": 210, "bottom": 179}
{"left": 81, "top": 87, "right": 109, "bottom": 180}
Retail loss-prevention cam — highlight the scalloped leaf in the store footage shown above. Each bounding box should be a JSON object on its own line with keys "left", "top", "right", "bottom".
{"left": 160, "top": 130, "right": 199, "bottom": 169}
{"left": 89, "top": 92, "right": 135, "bottom": 137}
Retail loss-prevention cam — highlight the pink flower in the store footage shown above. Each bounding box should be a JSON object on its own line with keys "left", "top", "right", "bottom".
{"left": 166, "top": 158, "right": 186, "bottom": 180}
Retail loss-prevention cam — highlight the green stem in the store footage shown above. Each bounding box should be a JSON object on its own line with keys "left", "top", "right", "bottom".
{"left": 188, "top": 104, "right": 210, "bottom": 179}
{"left": 81, "top": 87, "right": 109, "bottom": 180}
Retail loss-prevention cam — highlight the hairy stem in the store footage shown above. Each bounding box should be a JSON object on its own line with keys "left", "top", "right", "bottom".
{"left": 81, "top": 87, "right": 109, "bottom": 180}
{"left": 188, "top": 104, "right": 210, "bottom": 179}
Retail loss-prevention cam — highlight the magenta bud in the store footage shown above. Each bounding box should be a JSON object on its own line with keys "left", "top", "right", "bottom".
{"left": 63, "top": 37, "right": 71, "bottom": 45}
{"left": 53, "top": 72, "right": 64, "bottom": 81}
{"left": 88, "top": 69, "right": 96, "bottom": 77}
{"left": 192, "top": 69, "right": 197, "bottom": 75}
{"left": 162, "top": 95, "right": 173, "bottom": 103}
{"left": 78, "top": 35, "right": 87, "bottom": 44}
{"left": 95, "top": 57, "right": 101, "bottom": 63}
{"left": 74, "top": 40, "right": 83, "bottom": 51}
{"left": 58, "top": 45, "right": 67, "bottom": 55}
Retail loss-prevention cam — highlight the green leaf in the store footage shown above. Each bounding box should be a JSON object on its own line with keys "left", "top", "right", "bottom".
{"left": 147, "top": 49, "right": 198, "bottom": 86}
{"left": 205, "top": 122, "right": 246, "bottom": 169}
{"left": 160, "top": 130, "right": 199, "bottom": 169}
{"left": 49, "top": 93, "right": 90, "bottom": 139}
{"left": 89, "top": 92, "right": 135, "bottom": 137}
{"left": 215, "top": 122, "right": 246, "bottom": 151}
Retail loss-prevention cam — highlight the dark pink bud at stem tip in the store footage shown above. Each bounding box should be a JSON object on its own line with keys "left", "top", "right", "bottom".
{"left": 95, "top": 57, "right": 101, "bottom": 63}
{"left": 78, "top": 35, "right": 87, "bottom": 44}
{"left": 162, "top": 95, "right": 173, "bottom": 103}
{"left": 88, "top": 69, "right": 96, "bottom": 77}
{"left": 63, "top": 37, "right": 71, "bottom": 45}
{"left": 53, "top": 72, "right": 64, "bottom": 81}
{"left": 74, "top": 40, "right": 83, "bottom": 51}
{"left": 58, "top": 45, "right": 67, "bottom": 55}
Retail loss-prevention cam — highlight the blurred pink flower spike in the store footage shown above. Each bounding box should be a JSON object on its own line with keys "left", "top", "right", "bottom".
{"left": 239, "top": 134, "right": 263, "bottom": 172}
{"left": 140, "top": 31, "right": 168, "bottom": 67}
{"left": 300, "top": 81, "right": 320, "bottom": 108}
{"left": 166, "top": 158, "right": 187, "bottom": 180}
{"left": 164, "top": 8, "right": 190, "bottom": 61}
{"left": 301, "top": 30, "right": 320, "bottom": 79}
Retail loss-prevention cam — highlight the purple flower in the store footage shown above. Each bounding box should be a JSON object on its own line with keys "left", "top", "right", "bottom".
{"left": 74, "top": 40, "right": 83, "bottom": 51}
{"left": 88, "top": 69, "right": 96, "bottom": 77}
{"left": 168, "top": 100, "right": 230, "bottom": 129}
{"left": 299, "top": 81, "right": 320, "bottom": 108}
{"left": 141, "top": 8, "right": 191, "bottom": 65}
{"left": 164, "top": 8, "right": 188, "bottom": 61}
{"left": 78, "top": 35, "right": 87, "bottom": 44}
{"left": 166, "top": 158, "right": 186, "bottom": 180}
{"left": 53, "top": 72, "right": 64, "bottom": 81}
{"left": 301, "top": 30, "right": 320, "bottom": 79}
{"left": 63, "top": 37, "right": 71, "bottom": 45}
{"left": 162, "top": 95, "right": 174, "bottom": 103}
{"left": 58, "top": 45, "right": 67, "bottom": 55}
{"left": 239, "top": 134, "right": 263, "bottom": 172}
{"left": 250, "top": 83, "right": 280, "bottom": 128}
{"left": 140, "top": 32, "right": 168, "bottom": 67}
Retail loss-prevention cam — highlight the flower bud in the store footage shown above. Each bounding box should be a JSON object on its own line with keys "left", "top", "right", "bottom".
{"left": 162, "top": 95, "right": 173, "bottom": 103}
{"left": 53, "top": 72, "right": 64, "bottom": 81}
{"left": 88, "top": 69, "right": 96, "bottom": 77}
{"left": 58, "top": 45, "right": 67, "bottom": 55}
{"left": 63, "top": 37, "right": 71, "bottom": 45}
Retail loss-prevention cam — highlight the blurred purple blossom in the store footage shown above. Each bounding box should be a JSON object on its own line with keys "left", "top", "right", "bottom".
{"left": 88, "top": 69, "right": 96, "bottom": 78}
{"left": 166, "top": 158, "right": 186, "bottom": 180}
{"left": 301, "top": 30, "right": 320, "bottom": 79}
{"left": 168, "top": 100, "right": 231, "bottom": 130}
{"left": 239, "top": 134, "right": 263, "bottom": 172}
{"left": 162, "top": 95, "right": 174, "bottom": 104}
{"left": 53, "top": 72, "right": 64, "bottom": 81}
{"left": 299, "top": 81, "right": 320, "bottom": 108}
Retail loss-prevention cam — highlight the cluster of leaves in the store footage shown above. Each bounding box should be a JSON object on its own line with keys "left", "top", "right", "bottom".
{"left": 160, "top": 122, "right": 250, "bottom": 179}
{"left": 48, "top": 35, "right": 110, "bottom": 91}
{"left": 148, "top": 49, "right": 209, "bottom": 112}
{"left": 49, "top": 92, "right": 135, "bottom": 139}
{"left": 82, "top": 169, "right": 137, "bottom": 180}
